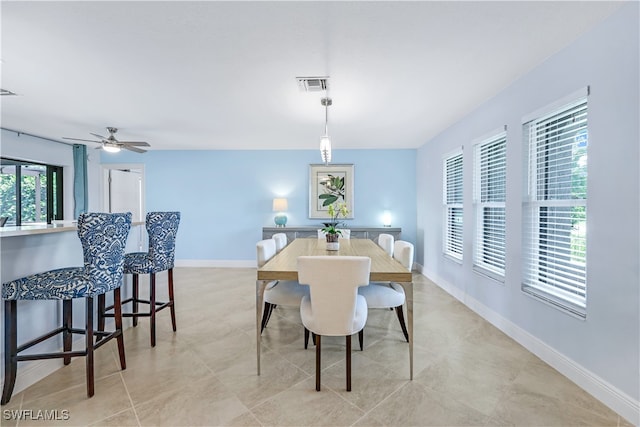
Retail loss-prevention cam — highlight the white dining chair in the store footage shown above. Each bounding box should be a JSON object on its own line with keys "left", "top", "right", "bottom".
{"left": 272, "top": 233, "right": 287, "bottom": 253}
{"left": 257, "top": 239, "right": 309, "bottom": 333}
{"left": 358, "top": 240, "right": 414, "bottom": 342}
{"left": 298, "top": 255, "right": 370, "bottom": 392}
{"left": 377, "top": 233, "right": 394, "bottom": 256}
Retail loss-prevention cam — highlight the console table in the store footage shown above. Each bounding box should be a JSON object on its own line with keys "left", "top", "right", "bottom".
{"left": 262, "top": 226, "right": 401, "bottom": 242}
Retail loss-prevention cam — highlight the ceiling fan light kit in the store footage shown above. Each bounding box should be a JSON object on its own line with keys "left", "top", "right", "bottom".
{"left": 102, "top": 144, "right": 121, "bottom": 153}
{"left": 62, "top": 127, "right": 150, "bottom": 153}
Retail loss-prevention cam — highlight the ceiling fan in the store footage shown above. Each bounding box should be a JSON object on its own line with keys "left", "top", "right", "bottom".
{"left": 63, "top": 127, "right": 150, "bottom": 153}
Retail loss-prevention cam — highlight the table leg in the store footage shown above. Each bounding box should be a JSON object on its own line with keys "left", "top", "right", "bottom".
{"left": 256, "top": 279, "right": 269, "bottom": 375}
{"left": 399, "top": 281, "right": 413, "bottom": 380}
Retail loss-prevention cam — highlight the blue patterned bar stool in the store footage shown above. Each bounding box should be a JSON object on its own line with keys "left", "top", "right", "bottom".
{"left": 1, "top": 212, "right": 132, "bottom": 405}
{"left": 101, "top": 212, "right": 180, "bottom": 347}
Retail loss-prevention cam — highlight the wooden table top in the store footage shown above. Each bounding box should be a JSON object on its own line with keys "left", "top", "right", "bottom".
{"left": 257, "top": 238, "right": 412, "bottom": 282}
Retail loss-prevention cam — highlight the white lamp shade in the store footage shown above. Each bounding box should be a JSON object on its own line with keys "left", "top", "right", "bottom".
{"left": 273, "top": 198, "right": 288, "bottom": 212}
{"left": 382, "top": 210, "right": 392, "bottom": 227}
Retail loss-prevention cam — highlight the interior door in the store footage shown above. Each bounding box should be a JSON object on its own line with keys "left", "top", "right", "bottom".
{"left": 109, "top": 169, "right": 142, "bottom": 220}
{"left": 106, "top": 168, "right": 144, "bottom": 251}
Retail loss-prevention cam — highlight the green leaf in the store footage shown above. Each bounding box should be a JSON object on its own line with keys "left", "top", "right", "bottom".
{"left": 322, "top": 195, "right": 338, "bottom": 206}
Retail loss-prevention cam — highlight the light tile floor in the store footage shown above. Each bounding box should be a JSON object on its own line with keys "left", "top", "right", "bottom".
{"left": 1, "top": 268, "right": 633, "bottom": 426}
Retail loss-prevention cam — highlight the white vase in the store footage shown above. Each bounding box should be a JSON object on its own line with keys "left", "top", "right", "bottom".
{"left": 326, "top": 241, "right": 340, "bottom": 251}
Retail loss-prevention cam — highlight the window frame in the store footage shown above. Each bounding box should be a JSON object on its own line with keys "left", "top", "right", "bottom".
{"left": 443, "top": 149, "right": 464, "bottom": 262}
{"left": 0, "top": 157, "right": 63, "bottom": 226}
{"left": 521, "top": 89, "right": 589, "bottom": 317}
{"left": 473, "top": 130, "right": 507, "bottom": 281}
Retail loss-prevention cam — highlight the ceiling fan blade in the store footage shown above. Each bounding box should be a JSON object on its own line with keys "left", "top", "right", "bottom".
{"left": 90, "top": 133, "right": 107, "bottom": 140}
{"left": 120, "top": 141, "right": 150, "bottom": 147}
{"left": 124, "top": 145, "right": 146, "bottom": 153}
{"left": 62, "top": 137, "right": 101, "bottom": 143}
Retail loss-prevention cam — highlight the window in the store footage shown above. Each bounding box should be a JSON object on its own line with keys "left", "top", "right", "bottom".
{"left": 522, "top": 94, "right": 588, "bottom": 316}
{"left": 0, "top": 158, "right": 63, "bottom": 226}
{"left": 473, "top": 132, "right": 506, "bottom": 279}
{"left": 443, "top": 150, "right": 463, "bottom": 260}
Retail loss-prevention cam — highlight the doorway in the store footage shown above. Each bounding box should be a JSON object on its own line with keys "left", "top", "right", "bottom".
{"left": 102, "top": 164, "right": 145, "bottom": 250}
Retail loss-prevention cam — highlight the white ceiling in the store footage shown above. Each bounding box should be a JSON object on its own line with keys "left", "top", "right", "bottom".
{"left": 0, "top": 1, "right": 624, "bottom": 152}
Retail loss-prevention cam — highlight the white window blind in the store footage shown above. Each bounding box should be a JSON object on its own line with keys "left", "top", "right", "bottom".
{"left": 443, "top": 151, "right": 463, "bottom": 260}
{"left": 473, "top": 132, "right": 506, "bottom": 279}
{"left": 522, "top": 96, "right": 588, "bottom": 316}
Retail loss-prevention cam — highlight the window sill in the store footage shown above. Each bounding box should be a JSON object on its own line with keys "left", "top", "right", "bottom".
{"left": 1, "top": 221, "right": 144, "bottom": 237}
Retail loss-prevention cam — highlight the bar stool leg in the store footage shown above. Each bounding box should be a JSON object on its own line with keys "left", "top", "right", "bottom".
{"left": 113, "top": 288, "right": 126, "bottom": 370}
{"left": 1, "top": 300, "right": 17, "bottom": 405}
{"left": 168, "top": 268, "right": 176, "bottom": 332}
{"left": 96, "top": 294, "right": 105, "bottom": 343}
{"left": 63, "top": 299, "right": 73, "bottom": 364}
{"left": 132, "top": 274, "right": 139, "bottom": 327}
{"left": 85, "top": 297, "right": 95, "bottom": 398}
{"left": 150, "top": 273, "right": 156, "bottom": 347}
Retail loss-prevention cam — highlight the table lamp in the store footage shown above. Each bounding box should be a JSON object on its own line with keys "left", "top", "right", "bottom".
{"left": 273, "top": 198, "right": 288, "bottom": 227}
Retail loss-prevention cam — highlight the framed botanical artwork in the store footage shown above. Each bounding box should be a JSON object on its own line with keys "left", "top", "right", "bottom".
{"left": 308, "top": 164, "right": 354, "bottom": 219}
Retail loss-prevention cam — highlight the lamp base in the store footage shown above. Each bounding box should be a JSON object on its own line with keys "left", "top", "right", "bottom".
{"left": 274, "top": 214, "right": 287, "bottom": 227}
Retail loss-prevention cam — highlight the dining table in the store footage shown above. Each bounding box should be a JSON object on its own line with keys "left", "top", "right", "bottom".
{"left": 256, "top": 237, "right": 414, "bottom": 379}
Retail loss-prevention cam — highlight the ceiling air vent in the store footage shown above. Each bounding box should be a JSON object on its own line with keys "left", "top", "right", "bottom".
{"left": 0, "top": 89, "right": 17, "bottom": 96}
{"left": 296, "top": 76, "right": 329, "bottom": 92}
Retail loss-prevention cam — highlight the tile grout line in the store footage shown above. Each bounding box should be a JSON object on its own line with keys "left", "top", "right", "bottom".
{"left": 119, "top": 370, "right": 142, "bottom": 427}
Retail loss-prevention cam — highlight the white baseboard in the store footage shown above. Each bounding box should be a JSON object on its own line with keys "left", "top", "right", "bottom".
{"left": 420, "top": 266, "right": 640, "bottom": 425}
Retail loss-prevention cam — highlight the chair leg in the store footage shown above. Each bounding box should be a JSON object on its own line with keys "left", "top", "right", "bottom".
{"left": 150, "top": 273, "right": 156, "bottom": 347}
{"left": 1, "top": 300, "right": 17, "bottom": 405}
{"left": 395, "top": 306, "right": 409, "bottom": 342}
{"left": 266, "top": 304, "right": 278, "bottom": 324}
{"left": 63, "top": 299, "right": 73, "bottom": 364}
{"left": 113, "top": 288, "right": 126, "bottom": 370}
{"left": 260, "top": 302, "right": 273, "bottom": 333}
{"left": 168, "top": 268, "right": 177, "bottom": 332}
{"left": 315, "top": 334, "right": 321, "bottom": 391}
{"left": 132, "top": 274, "right": 139, "bottom": 327}
{"left": 264, "top": 303, "right": 277, "bottom": 331}
{"left": 346, "top": 335, "right": 352, "bottom": 391}
{"left": 358, "top": 329, "right": 364, "bottom": 351}
{"left": 304, "top": 327, "right": 310, "bottom": 349}
{"left": 85, "top": 297, "right": 95, "bottom": 398}
{"left": 96, "top": 294, "right": 105, "bottom": 343}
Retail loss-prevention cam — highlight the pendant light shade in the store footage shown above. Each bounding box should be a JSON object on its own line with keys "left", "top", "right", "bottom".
{"left": 320, "top": 135, "right": 331, "bottom": 164}
{"left": 320, "top": 97, "right": 332, "bottom": 165}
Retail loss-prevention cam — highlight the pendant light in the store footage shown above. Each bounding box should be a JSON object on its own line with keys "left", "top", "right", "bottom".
{"left": 320, "top": 97, "right": 332, "bottom": 165}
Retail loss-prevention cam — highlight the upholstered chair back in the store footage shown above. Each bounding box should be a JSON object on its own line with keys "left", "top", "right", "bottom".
{"left": 297, "top": 256, "right": 370, "bottom": 336}
{"left": 257, "top": 239, "right": 277, "bottom": 268}
{"left": 377, "top": 233, "right": 394, "bottom": 256}
{"left": 77, "top": 212, "right": 132, "bottom": 295}
{"left": 146, "top": 212, "right": 181, "bottom": 271}
{"left": 393, "top": 240, "right": 414, "bottom": 271}
{"left": 272, "top": 233, "right": 287, "bottom": 253}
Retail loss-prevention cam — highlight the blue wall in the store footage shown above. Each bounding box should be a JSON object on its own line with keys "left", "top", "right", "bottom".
{"left": 101, "top": 149, "right": 416, "bottom": 261}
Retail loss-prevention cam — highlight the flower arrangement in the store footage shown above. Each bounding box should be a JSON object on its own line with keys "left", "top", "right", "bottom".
{"left": 322, "top": 201, "right": 349, "bottom": 238}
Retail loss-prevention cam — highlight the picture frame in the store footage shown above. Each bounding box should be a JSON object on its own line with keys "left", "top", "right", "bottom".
{"left": 308, "top": 163, "right": 354, "bottom": 219}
